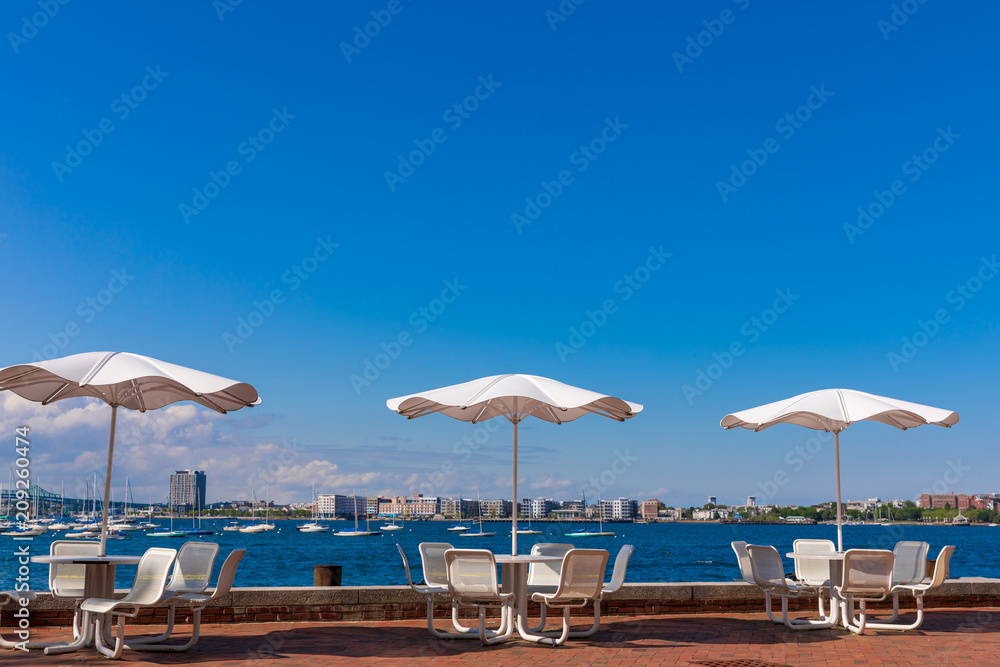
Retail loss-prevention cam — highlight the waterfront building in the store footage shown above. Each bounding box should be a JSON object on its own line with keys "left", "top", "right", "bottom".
{"left": 640, "top": 499, "right": 659, "bottom": 520}
{"left": 169, "top": 469, "right": 206, "bottom": 512}
{"left": 600, "top": 497, "right": 637, "bottom": 520}
{"left": 708, "top": 496, "right": 717, "bottom": 505}
{"left": 524, "top": 497, "right": 557, "bottom": 518}
{"left": 480, "top": 498, "right": 511, "bottom": 518}
{"left": 919, "top": 493, "right": 971, "bottom": 509}
{"left": 746, "top": 496, "right": 756, "bottom": 507}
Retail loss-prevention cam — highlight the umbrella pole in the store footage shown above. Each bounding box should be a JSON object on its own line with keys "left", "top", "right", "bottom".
{"left": 99, "top": 405, "right": 118, "bottom": 557}
{"left": 512, "top": 419, "right": 518, "bottom": 556}
{"left": 834, "top": 430, "right": 842, "bottom": 552}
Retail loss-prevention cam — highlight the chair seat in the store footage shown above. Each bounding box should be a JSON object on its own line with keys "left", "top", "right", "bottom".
{"left": 80, "top": 598, "right": 124, "bottom": 615}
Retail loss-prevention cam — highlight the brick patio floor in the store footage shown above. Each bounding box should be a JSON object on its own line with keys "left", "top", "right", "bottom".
{"left": 9, "top": 608, "right": 1000, "bottom": 666}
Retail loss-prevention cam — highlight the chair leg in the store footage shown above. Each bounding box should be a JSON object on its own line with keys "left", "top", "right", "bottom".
{"left": 93, "top": 614, "right": 125, "bottom": 659}
{"left": 852, "top": 595, "right": 926, "bottom": 631}
{"left": 42, "top": 610, "right": 93, "bottom": 655}
{"left": 764, "top": 591, "right": 782, "bottom": 624}
{"left": 127, "top": 602, "right": 178, "bottom": 644}
{"left": 478, "top": 600, "right": 514, "bottom": 646}
{"left": 127, "top": 607, "right": 202, "bottom": 652}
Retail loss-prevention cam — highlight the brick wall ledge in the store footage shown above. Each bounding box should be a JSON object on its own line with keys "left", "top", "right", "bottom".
{"left": 7, "top": 579, "right": 1000, "bottom": 628}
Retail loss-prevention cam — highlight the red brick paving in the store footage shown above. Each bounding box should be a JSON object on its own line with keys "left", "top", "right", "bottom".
{"left": 8, "top": 607, "right": 1000, "bottom": 666}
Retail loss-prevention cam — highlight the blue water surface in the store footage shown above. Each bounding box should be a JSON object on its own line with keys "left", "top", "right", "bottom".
{"left": 2, "top": 520, "right": 995, "bottom": 591}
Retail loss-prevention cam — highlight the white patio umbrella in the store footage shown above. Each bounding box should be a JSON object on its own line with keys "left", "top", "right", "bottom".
{"left": 0, "top": 351, "right": 260, "bottom": 555}
{"left": 720, "top": 388, "right": 958, "bottom": 551}
{"left": 387, "top": 373, "right": 642, "bottom": 555}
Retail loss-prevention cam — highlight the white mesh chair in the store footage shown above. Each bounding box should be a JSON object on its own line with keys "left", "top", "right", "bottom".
{"left": 443, "top": 549, "right": 514, "bottom": 646}
{"left": 50, "top": 540, "right": 102, "bottom": 640}
{"left": 880, "top": 540, "right": 930, "bottom": 621}
{"left": 1, "top": 590, "right": 36, "bottom": 649}
{"left": 418, "top": 542, "right": 492, "bottom": 636}
{"left": 78, "top": 547, "right": 178, "bottom": 659}
{"left": 398, "top": 544, "right": 483, "bottom": 640}
{"left": 125, "top": 541, "right": 221, "bottom": 649}
{"left": 792, "top": 538, "right": 835, "bottom": 620}
{"left": 746, "top": 544, "right": 831, "bottom": 630}
{"left": 525, "top": 542, "right": 575, "bottom": 632}
{"left": 523, "top": 549, "right": 609, "bottom": 646}
{"left": 857, "top": 545, "right": 953, "bottom": 632}
{"left": 127, "top": 548, "right": 245, "bottom": 652}
{"left": 834, "top": 549, "right": 894, "bottom": 635}
{"left": 526, "top": 543, "right": 575, "bottom": 594}
{"left": 732, "top": 541, "right": 780, "bottom": 623}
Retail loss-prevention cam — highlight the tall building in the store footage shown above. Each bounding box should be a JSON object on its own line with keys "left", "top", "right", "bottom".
{"left": 169, "top": 470, "right": 206, "bottom": 511}
{"left": 708, "top": 496, "right": 717, "bottom": 505}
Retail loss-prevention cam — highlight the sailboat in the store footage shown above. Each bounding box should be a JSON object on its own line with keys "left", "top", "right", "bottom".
{"left": 515, "top": 509, "right": 541, "bottom": 535}
{"left": 49, "top": 482, "right": 71, "bottom": 530}
{"left": 150, "top": 494, "right": 188, "bottom": 537}
{"left": 239, "top": 489, "right": 267, "bottom": 533}
{"left": 459, "top": 490, "right": 495, "bottom": 538}
{"left": 140, "top": 490, "right": 160, "bottom": 529}
{"left": 336, "top": 489, "right": 381, "bottom": 536}
{"left": 259, "top": 483, "right": 276, "bottom": 530}
{"left": 298, "top": 484, "right": 329, "bottom": 533}
{"left": 183, "top": 493, "right": 214, "bottom": 535}
{"left": 380, "top": 512, "right": 403, "bottom": 532}
{"left": 565, "top": 493, "right": 614, "bottom": 537}
{"left": 109, "top": 479, "right": 139, "bottom": 531}
{"left": 447, "top": 494, "right": 471, "bottom": 532}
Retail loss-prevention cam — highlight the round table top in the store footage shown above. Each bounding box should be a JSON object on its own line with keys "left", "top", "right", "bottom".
{"left": 494, "top": 554, "right": 564, "bottom": 564}
{"left": 785, "top": 552, "right": 846, "bottom": 560}
{"left": 30, "top": 555, "right": 142, "bottom": 565}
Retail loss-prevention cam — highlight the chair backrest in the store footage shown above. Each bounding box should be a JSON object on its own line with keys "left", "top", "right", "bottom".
{"left": 841, "top": 549, "right": 893, "bottom": 599}
{"left": 792, "top": 538, "right": 835, "bottom": 586}
{"left": 926, "top": 545, "right": 955, "bottom": 589}
{"left": 167, "top": 541, "right": 220, "bottom": 594}
{"left": 731, "top": 541, "right": 755, "bottom": 584}
{"left": 745, "top": 544, "right": 789, "bottom": 593}
{"left": 396, "top": 544, "right": 415, "bottom": 587}
{"left": 551, "top": 549, "right": 610, "bottom": 602}
{"left": 603, "top": 544, "right": 635, "bottom": 593}
{"left": 205, "top": 549, "right": 245, "bottom": 600}
{"left": 49, "top": 540, "right": 101, "bottom": 599}
{"left": 892, "top": 541, "right": 930, "bottom": 585}
{"left": 122, "top": 548, "right": 178, "bottom": 605}
{"left": 444, "top": 549, "right": 498, "bottom": 600}
{"left": 527, "top": 543, "right": 575, "bottom": 587}
{"left": 419, "top": 542, "right": 453, "bottom": 588}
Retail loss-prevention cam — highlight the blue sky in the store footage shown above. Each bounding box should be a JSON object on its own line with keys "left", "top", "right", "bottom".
{"left": 1, "top": 1, "right": 997, "bottom": 508}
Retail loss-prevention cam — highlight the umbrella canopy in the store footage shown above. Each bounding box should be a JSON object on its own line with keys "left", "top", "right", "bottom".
{"left": 0, "top": 351, "right": 260, "bottom": 554}
{"left": 387, "top": 373, "right": 642, "bottom": 554}
{"left": 721, "top": 388, "right": 958, "bottom": 550}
